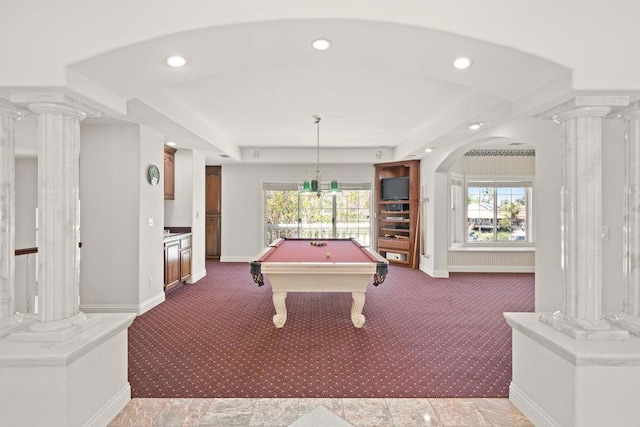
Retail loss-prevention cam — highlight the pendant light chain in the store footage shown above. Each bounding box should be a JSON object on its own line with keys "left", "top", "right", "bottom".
{"left": 315, "top": 116, "right": 321, "bottom": 166}
{"left": 300, "top": 115, "right": 340, "bottom": 197}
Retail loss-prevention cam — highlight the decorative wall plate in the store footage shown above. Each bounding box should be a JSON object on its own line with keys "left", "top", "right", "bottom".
{"left": 147, "top": 164, "right": 160, "bottom": 185}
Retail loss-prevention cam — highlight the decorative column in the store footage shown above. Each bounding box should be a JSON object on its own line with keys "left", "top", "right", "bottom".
{"left": 9, "top": 94, "right": 100, "bottom": 338}
{"left": 608, "top": 101, "right": 640, "bottom": 336}
{"left": 539, "top": 97, "right": 628, "bottom": 340}
{"left": 0, "top": 100, "right": 26, "bottom": 336}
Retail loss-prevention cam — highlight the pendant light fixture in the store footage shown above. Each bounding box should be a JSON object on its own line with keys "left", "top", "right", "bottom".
{"left": 300, "top": 116, "right": 340, "bottom": 197}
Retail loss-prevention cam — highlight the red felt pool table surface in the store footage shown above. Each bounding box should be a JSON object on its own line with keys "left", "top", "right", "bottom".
{"left": 256, "top": 238, "right": 379, "bottom": 263}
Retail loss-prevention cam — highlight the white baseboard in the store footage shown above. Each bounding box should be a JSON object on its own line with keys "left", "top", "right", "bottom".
{"left": 85, "top": 383, "right": 131, "bottom": 427}
{"left": 448, "top": 265, "right": 534, "bottom": 273}
{"left": 509, "top": 382, "right": 559, "bottom": 427}
{"left": 80, "top": 291, "right": 165, "bottom": 316}
{"left": 80, "top": 304, "right": 141, "bottom": 314}
{"left": 220, "top": 256, "right": 252, "bottom": 263}
{"left": 187, "top": 268, "right": 207, "bottom": 283}
{"left": 139, "top": 292, "right": 165, "bottom": 315}
{"left": 419, "top": 264, "right": 449, "bottom": 278}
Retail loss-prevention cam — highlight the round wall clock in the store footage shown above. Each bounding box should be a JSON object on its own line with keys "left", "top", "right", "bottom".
{"left": 147, "top": 164, "right": 160, "bottom": 186}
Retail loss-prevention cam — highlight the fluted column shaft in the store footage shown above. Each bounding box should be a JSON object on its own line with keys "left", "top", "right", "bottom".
{"left": 558, "top": 107, "right": 609, "bottom": 321}
{"left": 29, "top": 103, "right": 86, "bottom": 325}
{"left": 607, "top": 103, "right": 640, "bottom": 336}
{"left": 540, "top": 101, "right": 628, "bottom": 340}
{"left": 624, "top": 107, "right": 640, "bottom": 317}
{"left": 0, "top": 103, "right": 25, "bottom": 330}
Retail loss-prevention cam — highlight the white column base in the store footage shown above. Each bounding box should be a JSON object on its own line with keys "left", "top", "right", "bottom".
{"left": 505, "top": 312, "right": 640, "bottom": 427}
{"left": 539, "top": 311, "right": 629, "bottom": 341}
{"left": 0, "top": 313, "right": 134, "bottom": 426}
{"left": 11, "top": 312, "right": 102, "bottom": 342}
{"left": 606, "top": 312, "right": 640, "bottom": 337}
{"left": 0, "top": 313, "right": 34, "bottom": 339}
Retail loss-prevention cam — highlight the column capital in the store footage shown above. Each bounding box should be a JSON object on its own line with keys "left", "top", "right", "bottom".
{"left": 615, "top": 101, "right": 640, "bottom": 121}
{"left": 0, "top": 99, "right": 27, "bottom": 121}
{"left": 9, "top": 93, "right": 101, "bottom": 120}
{"left": 540, "top": 95, "right": 629, "bottom": 123}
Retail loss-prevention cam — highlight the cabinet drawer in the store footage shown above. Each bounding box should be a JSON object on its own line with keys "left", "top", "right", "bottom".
{"left": 378, "top": 238, "right": 410, "bottom": 251}
{"left": 180, "top": 236, "right": 191, "bottom": 249}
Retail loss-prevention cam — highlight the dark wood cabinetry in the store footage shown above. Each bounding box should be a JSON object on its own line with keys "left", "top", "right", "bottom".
{"left": 164, "top": 146, "right": 176, "bottom": 200}
{"left": 164, "top": 233, "right": 191, "bottom": 291}
{"left": 206, "top": 166, "right": 221, "bottom": 259}
{"left": 164, "top": 239, "right": 181, "bottom": 290}
{"left": 374, "top": 160, "right": 420, "bottom": 268}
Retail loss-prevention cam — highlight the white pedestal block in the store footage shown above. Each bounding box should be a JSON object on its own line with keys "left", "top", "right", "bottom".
{"left": 505, "top": 313, "right": 640, "bottom": 427}
{"left": 0, "top": 313, "right": 135, "bottom": 427}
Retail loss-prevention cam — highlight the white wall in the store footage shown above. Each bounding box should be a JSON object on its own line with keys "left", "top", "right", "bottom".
{"left": 80, "top": 122, "right": 165, "bottom": 314}
{"left": 138, "top": 126, "right": 166, "bottom": 309}
{"left": 190, "top": 151, "right": 206, "bottom": 282}
{"left": 601, "top": 119, "right": 625, "bottom": 314}
{"left": 221, "top": 163, "right": 375, "bottom": 261}
{"left": 80, "top": 123, "right": 141, "bottom": 308}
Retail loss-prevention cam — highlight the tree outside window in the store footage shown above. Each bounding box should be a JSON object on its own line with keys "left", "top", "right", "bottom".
{"left": 263, "top": 182, "right": 372, "bottom": 246}
{"left": 467, "top": 182, "right": 529, "bottom": 242}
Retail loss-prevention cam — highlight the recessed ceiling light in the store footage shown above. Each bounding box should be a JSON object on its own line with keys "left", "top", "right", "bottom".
{"left": 468, "top": 122, "right": 485, "bottom": 131}
{"left": 165, "top": 141, "right": 177, "bottom": 147}
{"left": 453, "top": 57, "right": 472, "bottom": 69}
{"left": 424, "top": 148, "right": 433, "bottom": 153}
{"left": 166, "top": 55, "right": 187, "bottom": 67}
{"left": 312, "top": 38, "right": 331, "bottom": 51}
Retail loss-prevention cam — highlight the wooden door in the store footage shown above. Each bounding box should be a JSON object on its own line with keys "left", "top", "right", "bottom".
{"left": 206, "top": 166, "right": 221, "bottom": 259}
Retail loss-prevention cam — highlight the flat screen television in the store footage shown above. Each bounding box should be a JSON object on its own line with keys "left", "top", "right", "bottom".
{"left": 381, "top": 176, "right": 410, "bottom": 200}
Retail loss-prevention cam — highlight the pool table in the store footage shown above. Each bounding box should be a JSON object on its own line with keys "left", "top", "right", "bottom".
{"left": 250, "top": 238, "right": 388, "bottom": 328}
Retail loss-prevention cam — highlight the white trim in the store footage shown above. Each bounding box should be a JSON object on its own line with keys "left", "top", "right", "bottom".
{"left": 449, "top": 245, "right": 535, "bottom": 252}
{"left": 420, "top": 264, "right": 449, "bottom": 278}
{"left": 187, "top": 268, "right": 207, "bottom": 283}
{"left": 80, "top": 292, "right": 165, "bottom": 316}
{"left": 139, "top": 292, "right": 165, "bottom": 315}
{"left": 84, "top": 383, "right": 131, "bottom": 427}
{"left": 509, "top": 382, "right": 559, "bottom": 427}
{"left": 448, "top": 265, "right": 534, "bottom": 273}
{"left": 80, "top": 304, "right": 140, "bottom": 314}
{"left": 220, "top": 256, "right": 252, "bottom": 263}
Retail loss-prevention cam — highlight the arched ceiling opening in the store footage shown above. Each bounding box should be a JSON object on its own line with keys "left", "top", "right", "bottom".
{"left": 65, "top": 19, "right": 569, "bottom": 163}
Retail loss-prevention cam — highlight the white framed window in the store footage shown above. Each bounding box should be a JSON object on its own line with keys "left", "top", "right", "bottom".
{"left": 262, "top": 181, "right": 373, "bottom": 247}
{"left": 463, "top": 178, "right": 533, "bottom": 244}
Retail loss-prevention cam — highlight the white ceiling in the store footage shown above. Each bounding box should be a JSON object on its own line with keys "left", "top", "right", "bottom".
{"left": 41, "top": 19, "right": 571, "bottom": 161}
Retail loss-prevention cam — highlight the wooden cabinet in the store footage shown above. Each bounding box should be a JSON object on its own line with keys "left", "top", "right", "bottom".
{"left": 374, "top": 160, "right": 420, "bottom": 268}
{"left": 179, "top": 235, "right": 192, "bottom": 282}
{"left": 164, "top": 145, "right": 176, "bottom": 200}
{"left": 164, "top": 239, "right": 181, "bottom": 291}
{"left": 205, "top": 166, "right": 221, "bottom": 259}
{"left": 164, "top": 233, "right": 191, "bottom": 291}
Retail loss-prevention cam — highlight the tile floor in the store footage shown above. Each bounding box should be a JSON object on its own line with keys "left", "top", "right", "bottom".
{"left": 108, "top": 397, "right": 533, "bottom": 426}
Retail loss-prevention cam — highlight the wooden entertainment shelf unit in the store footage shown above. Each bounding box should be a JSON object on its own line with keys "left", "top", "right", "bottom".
{"left": 374, "top": 160, "right": 420, "bottom": 268}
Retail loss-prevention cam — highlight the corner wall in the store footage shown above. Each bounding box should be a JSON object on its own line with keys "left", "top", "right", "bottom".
{"left": 80, "top": 122, "right": 165, "bottom": 314}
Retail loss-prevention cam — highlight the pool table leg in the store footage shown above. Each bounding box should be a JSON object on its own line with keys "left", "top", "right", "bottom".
{"left": 272, "top": 291, "right": 287, "bottom": 328}
{"left": 351, "top": 292, "right": 366, "bottom": 328}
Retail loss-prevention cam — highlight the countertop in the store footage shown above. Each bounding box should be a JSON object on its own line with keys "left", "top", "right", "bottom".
{"left": 163, "top": 232, "right": 192, "bottom": 243}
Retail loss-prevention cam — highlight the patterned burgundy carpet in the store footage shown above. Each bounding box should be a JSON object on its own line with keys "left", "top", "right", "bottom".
{"left": 128, "top": 261, "right": 534, "bottom": 398}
